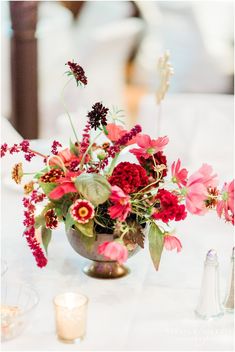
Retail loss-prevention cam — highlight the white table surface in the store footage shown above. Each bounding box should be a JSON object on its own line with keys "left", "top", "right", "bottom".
{"left": 1, "top": 94, "right": 234, "bottom": 351}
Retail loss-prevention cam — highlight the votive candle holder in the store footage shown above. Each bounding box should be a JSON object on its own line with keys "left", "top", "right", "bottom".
{"left": 53, "top": 292, "right": 88, "bottom": 343}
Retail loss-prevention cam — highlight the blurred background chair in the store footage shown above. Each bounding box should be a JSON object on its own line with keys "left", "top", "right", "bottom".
{"left": 1, "top": 1, "right": 234, "bottom": 140}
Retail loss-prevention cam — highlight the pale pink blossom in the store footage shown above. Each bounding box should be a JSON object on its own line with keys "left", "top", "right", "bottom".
{"left": 164, "top": 235, "right": 182, "bottom": 252}
{"left": 98, "top": 241, "right": 128, "bottom": 264}
{"left": 184, "top": 164, "right": 218, "bottom": 215}
{"left": 130, "top": 134, "right": 169, "bottom": 159}
{"left": 216, "top": 180, "right": 234, "bottom": 225}
{"left": 171, "top": 159, "right": 188, "bottom": 188}
{"left": 108, "top": 186, "right": 131, "bottom": 222}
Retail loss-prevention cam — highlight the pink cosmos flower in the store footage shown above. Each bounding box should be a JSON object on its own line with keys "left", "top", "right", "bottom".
{"left": 216, "top": 180, "right": 234, "bottom": 225}
{"left": 108, "top": 186, "right": 131, "bottom": 222}
{"left": 171, "top": 159, "right": 188, "bottom": 188}
{"left": 164, "top": 234, "right": 182, "bottom": 252}
{"left": 49, "top": 171, "right": 80, "bottom": 199}
{"left": 130, "top": 134, "right": 169, "bottom": 159}
{"left": 106, "top": 123, "right": 138, "bottom": 146}
{"left": 184, "top": 164, "right": 218, "bottom": 215}
{"left": 98, "top": 241, "right": 128, "bottom": 264}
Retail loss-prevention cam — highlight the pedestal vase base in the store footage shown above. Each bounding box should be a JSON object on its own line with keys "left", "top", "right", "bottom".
{"left": 83, "top": 261, "right": 129, "bottom": 279}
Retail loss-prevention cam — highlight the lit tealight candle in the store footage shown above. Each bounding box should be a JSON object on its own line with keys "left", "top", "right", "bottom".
{"left": 53, "top": 292, "right": 88, "bottom": 343}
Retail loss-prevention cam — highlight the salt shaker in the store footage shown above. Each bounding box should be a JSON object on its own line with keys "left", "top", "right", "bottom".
{"left": 223, "top": 247, "right": 234, "bottom": 313}
{"left": 195, "top": 249, "right": 224, "bottom": 319}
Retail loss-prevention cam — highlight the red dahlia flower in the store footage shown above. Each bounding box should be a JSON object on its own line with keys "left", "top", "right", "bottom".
{"left": 70, "top": 199, "right": 95, "bottom": 224}
{"left": 109, "top": 162, "right": 149, "bottom": 194}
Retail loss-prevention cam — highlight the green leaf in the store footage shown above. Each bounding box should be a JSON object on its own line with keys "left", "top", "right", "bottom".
{"left": 41, "top": 226, "right": 52, "bottom": 254}
{"left": 148, "top": 223, "right": 164, "bottom": 271}
{"left": 39, "top": 182, "right": 57, "bottom": 195}
{"left": 69, "top": 139, "right": 79, "bottom": 156}
{"left": 75, "top": 173, "right": 111, "bottom": 207}
{"left": 34, "top": 167, "right": 48, "bottom": 179}
{"left": 54, "top": 207, "right": 63, "bottom": 218}
{"left": 35, "top": 214, "right": 45, "bottom": 229}
{"left": 74, "top": 220, "right": 94, "bottom": 237}
{"left": 79, "top": 232, "right": 96, "bottom": 253}
{"left": 65, "top": 211, "right": 75, "bottom": 231}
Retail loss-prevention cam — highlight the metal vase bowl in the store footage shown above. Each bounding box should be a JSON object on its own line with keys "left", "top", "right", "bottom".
{"left": 66, "top": 228, "right": 140, "bottom": 279}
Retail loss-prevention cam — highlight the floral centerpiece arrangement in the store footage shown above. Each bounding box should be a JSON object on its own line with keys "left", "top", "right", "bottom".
{"left": 1, "top": 61, "right": 234, "bottom": 278}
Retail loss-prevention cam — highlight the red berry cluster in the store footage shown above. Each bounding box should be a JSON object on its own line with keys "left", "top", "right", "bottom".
{"left": 80, "top": 122, "right": 91, "bottom": 155}
{"left": 0, "top": 141, "right": 36, "bottom": 161}
{"left": 51, "top": 140, "right": 62, "bottom": 155}
{"left": 152, "top": 189, "right": 187, "bottom": 223}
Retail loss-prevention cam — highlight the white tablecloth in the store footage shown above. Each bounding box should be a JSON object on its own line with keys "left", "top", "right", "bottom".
{"left": 1, "top": 94, "right": 234, "bottom": 351}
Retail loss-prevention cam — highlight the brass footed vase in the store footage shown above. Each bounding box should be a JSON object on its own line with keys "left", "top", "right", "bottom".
{"left": 66, "top": 228, "right": 140, "bottom": 279}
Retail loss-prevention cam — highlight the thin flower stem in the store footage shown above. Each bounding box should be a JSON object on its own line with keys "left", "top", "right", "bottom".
{"left": 29, "top": 149, "right": 47, "bottom": 159}
{"left": 61, "top": 78, "right": 79, "bottom": 144}
{"left": 107, "top": 152, "right": 120, "bottom": 176}
{"left": 79, "top": 132, "right": 102, "bottom": 170}
{"left": 120, "top": 228, "right": 129, "bottom": 240}
{"left": 151, "top": 155, "right": 158, "bottom": 172}
{"left": 23, "top": 172, "right": 42, "bottom": 176}
{"left": 7, "top": 147, "right": 47, "bottom": 159}
{"left": 132, "top": 179, "right": 161, "bottom": 197}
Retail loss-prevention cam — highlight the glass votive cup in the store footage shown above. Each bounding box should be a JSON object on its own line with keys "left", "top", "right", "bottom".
{"left": 1, "top": 281, "right": 39, "bottom": 341}
{"left": 53, "top": 292, "right": 88, "bottom": 343}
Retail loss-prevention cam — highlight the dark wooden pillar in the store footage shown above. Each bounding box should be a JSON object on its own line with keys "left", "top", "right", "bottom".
{"left": 10, "top": 1, "right": 39, "bottom": 139}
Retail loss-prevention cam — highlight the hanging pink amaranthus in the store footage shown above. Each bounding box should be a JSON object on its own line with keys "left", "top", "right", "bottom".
{"left": 22, "top": 191, "right": 47, "bottom": 268}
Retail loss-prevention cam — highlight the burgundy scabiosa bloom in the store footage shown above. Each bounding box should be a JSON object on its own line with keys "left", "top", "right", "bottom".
{"left": 87, "top": 102, "right": 109, "bottom": 130}
{"left": 66, "top": 61, "right": 87, "bottom": 86}
{"left": 70, "top": 199, "right": 95, "bottom": 224}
